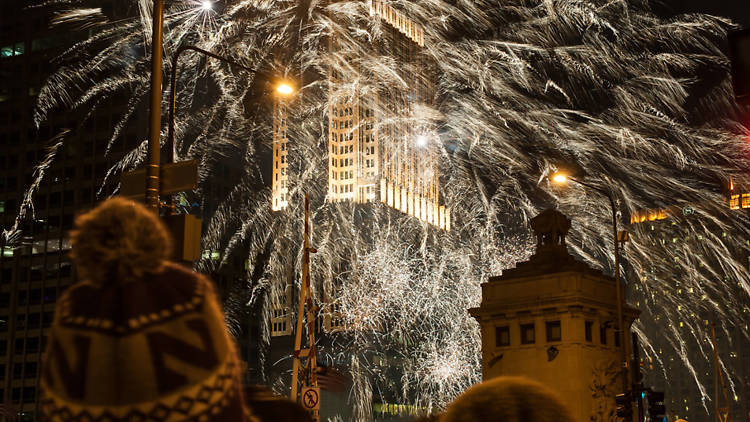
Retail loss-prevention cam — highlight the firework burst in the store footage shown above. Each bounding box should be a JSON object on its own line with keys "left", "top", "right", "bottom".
{"left": 16, "top": 0, "right": 750, "bottom": 420}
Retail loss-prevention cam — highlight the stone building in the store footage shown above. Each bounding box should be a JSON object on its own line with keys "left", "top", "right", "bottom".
{"left": 470, "top": 209, "right": 639, "bottom": 422}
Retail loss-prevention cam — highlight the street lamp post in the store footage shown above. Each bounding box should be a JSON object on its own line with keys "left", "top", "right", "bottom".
{"left": 551, "top": 173, "right": 630, "bottom": 395}
{"left": 146, "top": 0, "right": 165, "bottom": 211}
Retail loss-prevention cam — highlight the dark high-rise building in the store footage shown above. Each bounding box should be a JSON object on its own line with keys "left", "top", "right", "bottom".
{"left": 0, "top": 3, "right": 151, "bottom": 420}
{"left": 628, "top": 198, "right": 750, "bottom": 422}
{"left": 0, "top": 2, "right": 270, "bottom": 422}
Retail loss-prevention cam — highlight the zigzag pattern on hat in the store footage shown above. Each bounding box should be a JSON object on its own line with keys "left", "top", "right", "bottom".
{"left": 41, "top": 353, "right": 247, "bottom": 422}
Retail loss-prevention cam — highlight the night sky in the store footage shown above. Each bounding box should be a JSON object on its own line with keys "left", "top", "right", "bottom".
{"left": 656, "top": 0, "right": 750, "bottom": 28}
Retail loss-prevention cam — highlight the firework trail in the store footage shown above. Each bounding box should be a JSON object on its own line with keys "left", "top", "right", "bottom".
{"left": 25, "top": 0, "right": 750, "bottom": 419}
{"left": 2, "top": 131, "right": 68, "bottom": 247}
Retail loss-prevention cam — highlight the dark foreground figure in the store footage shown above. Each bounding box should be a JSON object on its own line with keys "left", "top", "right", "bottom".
{"left": 245, "top": 385, "right": 313, "bottom": 422}
{"left": 40, "top": 198, "right": 256, "bottom": 421}
{"left": 438, "top": 376, "right": 575, "bottom": 422}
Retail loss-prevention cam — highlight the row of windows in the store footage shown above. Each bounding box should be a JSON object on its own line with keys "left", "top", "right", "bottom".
{"left": 332, "top": 119, "right": 352, "bottom": 129}
{"left": 729, "top": 193, "right": 750, "bottom": 210}
{"left": 1, "top": 165, "right": 110, "bottom": 191}
{"left": 0, "top": 362, "right": 38, "bottom": 380}
{"left": 0, "top": 214, "right": 74, "bottom": 235}
{"left": 0, "top": 386, "right": 37, "bottom": 404}
{"left": 495, "top": 320, "right": 621, "bottom": 347}
{"left": 332, "top": 158, "right": 353, "bottom": 168}
{"left": 332, "top": 107, "right": 354, "bottom": 117}
{"left": 495, "top": 321, "right": 561, "bottom": 346}
{"left": 0, "top": 336, "right": 46, "bottom": 355}
{"left": 332, "top": 144, "right": 354, "bottom": 154}
{"left": 335, "top": 133, "right": 354, "bottom": 142}
{"left": 1, "top": 312, "right": 56, "bottom": 331}
{"left": 0, "top": 289, "right": 59, "bottom": 307}
{"left": 0, "top": 35, "right": 68, "bottom": 58}
{"left": 332, "top": 171, "right": 354, "bottom": 181}
{"left": 332, "top": 184, "right": 355, "bottom": 194}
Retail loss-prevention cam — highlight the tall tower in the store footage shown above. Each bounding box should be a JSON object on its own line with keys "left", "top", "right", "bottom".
{"left": 326, "top": 0, "right": 450, "bottom": 230}
{"left": 272, "top": 99, "right": 290, "bottom": 211}
{"left": 470, "top": 209, "right": 639, "bottom": 422}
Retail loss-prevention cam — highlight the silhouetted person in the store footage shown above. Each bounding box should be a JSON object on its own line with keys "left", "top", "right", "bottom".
{"left": 440, "top": 377, "right": 575, "bottom": 422}
{"left": 245, "top": 385, "right": 313, "bottom": 422}
{"left": 40, "top": 198, "right": 255, "bottom": 421}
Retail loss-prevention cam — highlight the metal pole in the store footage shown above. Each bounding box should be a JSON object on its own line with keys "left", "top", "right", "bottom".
{"left": 712, "top": 323, "right": 720, "bottom": 422}
{"left": 146, "top": 0, "right": 165, "bottom": 211}
{"left": 569, "top": 178, "right": 631, "bottom": 406}
{"left": 632, "top": 332, "right": 644, "bottom": 422}
{"left": 607, "top": 192, "right": 628, "bottom": 394}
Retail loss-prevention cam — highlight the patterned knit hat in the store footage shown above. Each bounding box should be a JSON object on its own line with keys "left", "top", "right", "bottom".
{"left": 41, "top": 198, "right": 254, "bottom": 422}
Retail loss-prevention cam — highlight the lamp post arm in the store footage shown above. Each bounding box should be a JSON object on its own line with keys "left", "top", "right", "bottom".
{"left": 166, "top": 45, "right": 258, "bottom": 164}
{"left": 567, "top": 176, "right": 610, "bottom": 198}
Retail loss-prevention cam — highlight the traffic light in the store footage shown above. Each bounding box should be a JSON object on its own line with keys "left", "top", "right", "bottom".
{"left": 615, "top": 392, "right": 633, "bottom": 421}
{"left": 647, "top": 391, "right": 666, "bottom": 422}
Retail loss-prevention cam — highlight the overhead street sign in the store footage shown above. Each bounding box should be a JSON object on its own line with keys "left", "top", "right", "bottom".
{"left": 120, "top": 160, "right": 199, "bottom": 200}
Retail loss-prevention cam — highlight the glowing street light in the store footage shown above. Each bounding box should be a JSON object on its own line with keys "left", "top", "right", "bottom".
{"left": 416, "top": 135, "right": 428, "bottom": 147}
{"left": 551, "top": 172, "right": 568, "bottom": 184}
{"left": 201, "top": 0, "right": 213, "bottom": 10}
{"left": 276, "top": 82, "right": 294, "bottom": 96}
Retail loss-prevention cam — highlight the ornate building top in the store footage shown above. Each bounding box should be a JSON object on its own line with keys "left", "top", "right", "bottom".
{"left": 497, "top": 209, "right": 605, "bottom": 280}
{"left": 530, "top": 208, "right": 571, "bottom": 251}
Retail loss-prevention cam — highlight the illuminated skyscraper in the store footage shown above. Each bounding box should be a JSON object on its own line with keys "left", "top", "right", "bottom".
{"left": 271, "top": 99, "right": 290, "bottom": 211}
{"left": 331, "top": 0, "right": 449, "bottom": 230}
{"left": 273, "top": 0, "right": 450, "bottom": 230}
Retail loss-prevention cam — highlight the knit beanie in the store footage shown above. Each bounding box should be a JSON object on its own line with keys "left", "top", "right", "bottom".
{"left": 440, "top": 377, "right": 575, "bottom": 422}
{"left": 40, "top": 198, "right": 254, "bottom": 422}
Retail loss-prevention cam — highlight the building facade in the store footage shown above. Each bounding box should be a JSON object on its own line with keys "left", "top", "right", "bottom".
{"left": 628, "top": 198, "right": 750, "bottom": 422}
{"left": 271, "top": 0, "right": 450, "bottom": 230}
{"left": 470, "top": 209, "right": 639, "bottom": 422}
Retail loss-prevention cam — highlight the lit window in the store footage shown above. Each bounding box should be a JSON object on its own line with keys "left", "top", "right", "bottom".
{"left": 731, "top": 194, "right": 741, "bottom": 209}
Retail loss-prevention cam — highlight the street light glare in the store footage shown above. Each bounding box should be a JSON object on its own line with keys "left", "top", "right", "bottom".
{"left": 416, "top": 135, "right": 427, "bottom": 147}
{"left": 201, "top": 0, "right": 212, "bottom": 10}
{"left": 276, "top": 83, "right": 294, "bottom": 96}
{"left": 551, "top": 173, "right": 568, "bottom": 184}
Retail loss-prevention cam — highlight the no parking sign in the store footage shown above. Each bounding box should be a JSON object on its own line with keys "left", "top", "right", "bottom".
{"left": 301, "top": 387, "right": 321, "bottom": 411}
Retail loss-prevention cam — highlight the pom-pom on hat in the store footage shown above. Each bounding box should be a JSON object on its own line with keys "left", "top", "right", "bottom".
{"left": 440, "top": 377, "right": 575, "bottom": 422}
{"left": 41, "top": 198, "right": 255, "bottom": 422}
{"left": 68, "top": 197, "right": 173, "bottom": 285}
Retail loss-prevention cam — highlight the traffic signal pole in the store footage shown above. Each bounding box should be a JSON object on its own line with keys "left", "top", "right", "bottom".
{"left": 632, "top": 333, "right": 644, "bottom": 422}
